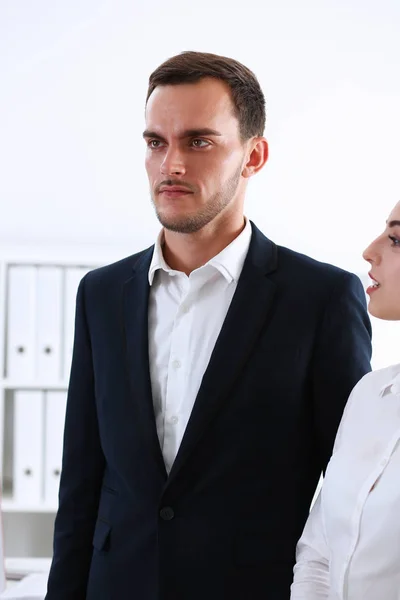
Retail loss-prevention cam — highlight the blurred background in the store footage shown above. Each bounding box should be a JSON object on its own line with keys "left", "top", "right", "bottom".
{"left": 0, "top": 0, "right": 399, "bottom": 575}
{"left": 1, "top": 0, "right": 400, "bottom": 267}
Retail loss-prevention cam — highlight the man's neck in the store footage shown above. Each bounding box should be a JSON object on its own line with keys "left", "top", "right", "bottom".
{"left": 162, "top": 215, "right": 246, "bottom": 276}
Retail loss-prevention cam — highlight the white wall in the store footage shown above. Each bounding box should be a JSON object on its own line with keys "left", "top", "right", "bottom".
{"left": 1, "top": 0, "right": 399, "bottom": 272}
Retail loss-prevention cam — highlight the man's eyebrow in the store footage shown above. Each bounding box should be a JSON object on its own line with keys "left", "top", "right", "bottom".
{"left": 143, "top": 130, "right": 165, "bottom": 140}
{"left": 142, "top": 128, "right": 222, "bottom": 140}
{"left": 182, "top": 128, "right": 222, "bottom": 137}
{"left": 387, "top": 220, "right": 400, "bottom": 228}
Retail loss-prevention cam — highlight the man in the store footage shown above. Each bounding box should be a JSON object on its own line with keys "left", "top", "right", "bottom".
{"left": 45, "top": 51, "right": 371, "bottom": 600}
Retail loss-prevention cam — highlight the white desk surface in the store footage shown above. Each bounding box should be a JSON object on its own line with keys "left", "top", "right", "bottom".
{"left": 4, "top": 559, "right": 50, "bottom": 594}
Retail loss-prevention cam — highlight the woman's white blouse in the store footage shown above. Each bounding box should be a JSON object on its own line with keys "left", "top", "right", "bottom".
{"left": 291, "top": 364, "right": 400, "bottom": 600}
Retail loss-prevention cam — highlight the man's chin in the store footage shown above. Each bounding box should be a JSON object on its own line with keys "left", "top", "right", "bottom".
{"left": 159, "top": 218, "right": 203, "bottom": 234}
{"left": 155, "top": 210, "right": 207, "bottom": 234}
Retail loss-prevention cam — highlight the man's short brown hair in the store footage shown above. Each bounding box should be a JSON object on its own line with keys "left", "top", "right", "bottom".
{"left": 147, "top": 51, "right": 266, "bottom": 141}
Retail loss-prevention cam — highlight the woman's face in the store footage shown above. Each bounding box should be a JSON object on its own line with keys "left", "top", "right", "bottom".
{"left": 363, "top": 201, "right": 400, "bottom": 320}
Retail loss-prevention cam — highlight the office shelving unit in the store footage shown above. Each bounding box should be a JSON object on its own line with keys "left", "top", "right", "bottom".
{"left": 0, "top": 257, "right": 97, "bottom": 558}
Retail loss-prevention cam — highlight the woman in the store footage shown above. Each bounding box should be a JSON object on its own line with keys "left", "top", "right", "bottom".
{"left": 291, "top": 201, "right": 400, "bottom": 600}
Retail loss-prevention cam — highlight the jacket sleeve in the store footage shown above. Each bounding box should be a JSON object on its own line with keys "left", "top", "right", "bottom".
{"left": 312, "top": 271, "right": 371, "bottom": 472}
{"left": 45, "top": 275, "right": 105, "bottom": 599}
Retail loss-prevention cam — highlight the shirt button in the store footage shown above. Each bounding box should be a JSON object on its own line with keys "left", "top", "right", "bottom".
{"left": 170, "top": 416, "right": 179, "bottom": 425}
{"left": 181, "top": 304, "right": 189, "bottom": 314}
{"left": 172, "top": 359, "right": 181, "bottom": 369}
{"left": 159, "top": 507, "right": 175, "bottom": 521}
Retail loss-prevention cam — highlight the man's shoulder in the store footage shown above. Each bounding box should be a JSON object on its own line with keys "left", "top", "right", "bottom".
{"left": 277, "top": 243, "right": 350, "bottom": 281}
{"left": 84, "top": 245, "right": 154, "bottom": 286}
{"left": 273, "top": 245, "right": 366, "bottom": 313}
{"left": 251, "top": 222, "right": 356, "bottom": 285}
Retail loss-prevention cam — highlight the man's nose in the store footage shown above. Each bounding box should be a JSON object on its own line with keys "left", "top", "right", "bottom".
{"left": 160, "top": 147, "right": 186, "bottom": 176}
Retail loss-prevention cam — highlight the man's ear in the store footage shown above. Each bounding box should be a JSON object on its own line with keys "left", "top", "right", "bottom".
{"left": 242, "top": 137, "right": 269, "bottom": 178}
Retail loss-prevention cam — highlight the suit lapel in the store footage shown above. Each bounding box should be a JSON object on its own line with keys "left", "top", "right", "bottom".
{"left": 167, "top": 224, "right": 278, "bottom": 485}
{"left": 123, "top": 248, "right": 167, "bottom": 478}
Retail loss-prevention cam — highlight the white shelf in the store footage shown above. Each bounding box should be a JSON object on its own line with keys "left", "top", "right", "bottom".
{"left": 5, "top": 557, "right": 51, "bottom": 578}
{"left": 0, "top": 380, "right": 68, "bottom": 391}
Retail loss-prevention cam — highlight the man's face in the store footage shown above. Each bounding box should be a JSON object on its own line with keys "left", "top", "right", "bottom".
{"left": 144, "top": 77, "right": 248, "bottom": 234}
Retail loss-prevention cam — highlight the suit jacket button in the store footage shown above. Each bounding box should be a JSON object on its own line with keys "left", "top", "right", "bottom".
{"left": 159, "top": 507, "right": 175, "bottom": 521}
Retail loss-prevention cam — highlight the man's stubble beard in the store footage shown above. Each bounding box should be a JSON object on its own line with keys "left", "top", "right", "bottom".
{"left": 150, "top": 164, "right": 243, "bottom": 234}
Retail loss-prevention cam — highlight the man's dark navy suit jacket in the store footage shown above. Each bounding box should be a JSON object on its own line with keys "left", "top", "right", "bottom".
{"left": 45, "top": 222, "right": 371, "bottom": 599}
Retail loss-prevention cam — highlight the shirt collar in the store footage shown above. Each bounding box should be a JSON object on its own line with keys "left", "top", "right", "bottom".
{"left": 208, "top": 217, "right": 252, "bottom": 283}
{"left": 148, "top": 217, "right": 252, "bottom": 286}
{"left": 148, "top": 230, "right": 173, "bottom": 285}
{"left": 379, "top": 365, "right": 400, "bottom": 397}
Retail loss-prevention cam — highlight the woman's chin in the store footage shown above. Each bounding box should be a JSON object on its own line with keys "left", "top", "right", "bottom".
{"left": 368, "top": 301, "right": 400, "bottom": 321}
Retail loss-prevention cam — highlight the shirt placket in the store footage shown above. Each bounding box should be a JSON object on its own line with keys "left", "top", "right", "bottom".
{"left": 162, "top": 274, "right": 193, "bottom": 471}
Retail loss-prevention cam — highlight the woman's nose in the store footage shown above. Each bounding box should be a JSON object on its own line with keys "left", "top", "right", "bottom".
{"left": 363, "top": 238, "right": 380, "bottom": 265}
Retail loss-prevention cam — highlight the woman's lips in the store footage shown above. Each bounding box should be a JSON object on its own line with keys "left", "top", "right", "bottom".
{"left": 366, "top": 273, "right": 380, "bottom": 295}
{"left": 366, "top": 285, "right": 380, "bottom": 295}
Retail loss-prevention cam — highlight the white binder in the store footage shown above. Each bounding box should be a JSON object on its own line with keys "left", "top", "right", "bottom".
{"left": 13, "top": 391, "right": 44, "bottom": 505}
{"left": 44, "top": 391, "right": 67, "bottom": 506}
{"left": 6, "top": 266, "right": 36, "bottom": 380}
{"left": 35, "top": 267, "right": 63, "bottom": 382}
{"left": 63, "top": 267, "right": 88, "bottom": 381}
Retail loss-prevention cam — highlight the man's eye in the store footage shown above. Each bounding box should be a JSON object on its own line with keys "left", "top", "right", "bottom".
{"left": 148, "top": 140, "right": 163, "bottom": 148}
{"left": 191, "top": 139, "right": 209, "bottom": 148}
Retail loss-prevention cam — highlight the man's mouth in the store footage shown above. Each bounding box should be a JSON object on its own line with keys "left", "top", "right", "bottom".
{"left": 159, "top": 186, "right": 193, "bottom": 194}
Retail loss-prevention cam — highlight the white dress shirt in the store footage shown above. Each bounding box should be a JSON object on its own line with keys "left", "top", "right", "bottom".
{"left": 291, "top": 363, "right": 400, "bottom": 600}
{"left": 147, "top": 219, "right": 252, "bottom": 473}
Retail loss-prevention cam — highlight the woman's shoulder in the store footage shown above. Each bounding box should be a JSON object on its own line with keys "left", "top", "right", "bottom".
{"left": 334, "top": 363, "right": 400, "bottom": 449}
{"left": 351, "top": 362, "right": 400, "bottom": 399}
{"left": 356, "top": 363, "right": 400, "bottom": 387}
